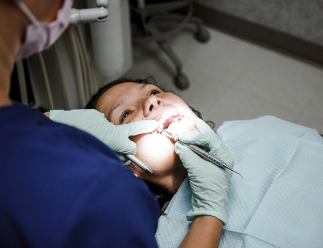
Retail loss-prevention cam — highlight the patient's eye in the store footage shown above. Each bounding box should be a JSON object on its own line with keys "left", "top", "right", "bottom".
{"left": 149, "top": 89, "right": 160, "bottom": 96}
{"left": 121, "top": 111, "right": 131, "bottom": 123}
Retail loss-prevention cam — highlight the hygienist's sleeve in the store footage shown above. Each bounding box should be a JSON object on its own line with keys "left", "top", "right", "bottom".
{"left": 61, "top": 167, "right": 160, "bottom": 248}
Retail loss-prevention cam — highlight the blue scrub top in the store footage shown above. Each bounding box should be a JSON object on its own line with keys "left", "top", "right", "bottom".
{"left": 0, "top": 101, "right": 159, "bottom": 247}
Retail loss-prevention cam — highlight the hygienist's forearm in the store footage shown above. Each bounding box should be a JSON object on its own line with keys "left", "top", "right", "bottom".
{"left": 179, "top": 216, "right": 223, "bottom": 248}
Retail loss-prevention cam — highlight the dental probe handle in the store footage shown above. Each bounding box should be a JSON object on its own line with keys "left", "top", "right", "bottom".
{"left": 161, "top": 128, "right": 244, "bottom": 178}
{"left": 170, "top": 131, "right": 224, "bottom": 166}
{"left": 176, "top": 140, "right": 223, "bottom": 166}
{"left": 125, "top": 154, "right": 153, "bottom": 174}
{"left": 179, "top": 141, "right": 222, "bottom": 165}
{"left": 176, "top": 140, "right": 243, "bottom": 178}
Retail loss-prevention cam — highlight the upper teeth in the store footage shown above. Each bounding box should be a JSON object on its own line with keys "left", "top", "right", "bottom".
{"left": 159, "top": 112, "right": 177, "bottom": 124}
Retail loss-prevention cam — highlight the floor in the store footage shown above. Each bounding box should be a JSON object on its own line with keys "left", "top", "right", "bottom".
{"left": 124, "top": 27, "right": 323, "bottom": 134}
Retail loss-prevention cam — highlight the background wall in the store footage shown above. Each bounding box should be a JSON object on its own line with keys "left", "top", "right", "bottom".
{"left": 195, "top": 0, "right": 323, "bottom": 47}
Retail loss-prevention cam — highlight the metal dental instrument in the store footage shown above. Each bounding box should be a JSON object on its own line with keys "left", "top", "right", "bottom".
{"left": 125, "top": 154, "right": 153, "bottom": 174}
{"left": 160, "top": 128, "right": 243, "bottom": 178}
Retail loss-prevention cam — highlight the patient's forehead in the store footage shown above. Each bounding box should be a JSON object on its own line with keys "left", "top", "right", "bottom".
{"left": 96, "top": 82, "right": 157, "bottom": 120}
{"left": 97, "top": 82, "right": 135, "bottom": 114}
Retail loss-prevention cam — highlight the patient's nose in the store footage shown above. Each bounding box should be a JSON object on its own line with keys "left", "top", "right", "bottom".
{"left": 143, "top": 95, "right": 163, "bottom": 117}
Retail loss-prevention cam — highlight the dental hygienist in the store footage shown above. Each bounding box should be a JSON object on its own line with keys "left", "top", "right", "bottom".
{"left": 0, "top": 0, "right": 233, "bottom": 247}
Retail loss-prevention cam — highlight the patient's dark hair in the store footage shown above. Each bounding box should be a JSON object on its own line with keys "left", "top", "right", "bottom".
{"left": 86, "top": 76, "right": 215, "bottom": 208}
{"left": 86, "top": 77, "right": 156, "bottom": 109}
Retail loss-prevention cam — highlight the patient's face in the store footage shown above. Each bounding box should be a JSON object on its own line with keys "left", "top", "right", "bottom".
{"left": 96, "top": 82, "right": 199, "bottom": 183}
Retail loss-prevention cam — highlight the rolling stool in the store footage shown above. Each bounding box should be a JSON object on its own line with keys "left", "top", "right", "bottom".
{"left": 130, "top": 0, "right": 210, "bottom": 90}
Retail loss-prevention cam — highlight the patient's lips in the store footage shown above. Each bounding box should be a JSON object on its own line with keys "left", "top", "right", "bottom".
{"left": 152, "top": 111, "right": 183, "bottom": 134}
{"left": 152, "top": 114, "right": 197, "bottom": 142}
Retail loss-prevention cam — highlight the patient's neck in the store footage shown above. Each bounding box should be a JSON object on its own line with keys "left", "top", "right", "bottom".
{"left": 152, "top": 168, "right": 188, "bottom": 200}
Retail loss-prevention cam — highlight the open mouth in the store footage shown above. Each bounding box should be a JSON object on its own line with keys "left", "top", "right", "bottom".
{"left": 162, "top": 115, "right": 181, "bottom": 129}
{"left": 158, "top": 113, "right": 183, "bottom": 131}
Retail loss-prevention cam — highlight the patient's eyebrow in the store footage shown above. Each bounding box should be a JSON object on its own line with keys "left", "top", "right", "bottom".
{"left": 108, "top": 99, "right": 125, "bottom": 120}
{"left": 112, "top": 99, "right": 125, "bottom": 111}
{"left": 139, "top": 84, "right": 148, "bottom": 90}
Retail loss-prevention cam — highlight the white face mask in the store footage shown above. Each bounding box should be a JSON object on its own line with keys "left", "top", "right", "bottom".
{"left": 14, "top": 0, "right": 73, "bottom": 61}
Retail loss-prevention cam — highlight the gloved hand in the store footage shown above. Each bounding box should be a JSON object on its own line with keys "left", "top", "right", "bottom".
{"left": 174, "top": 119, "right": 234, "bottom": 225}
{"left": 49, "top": 109, "right": 159, "bottom": 163}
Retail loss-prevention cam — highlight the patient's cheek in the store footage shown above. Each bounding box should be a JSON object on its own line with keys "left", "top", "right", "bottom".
{"left": 128, "top": 118, "right": 200, "bottom": 177}
{"left": 130, "top": 133, "right": 179, "bottom": 174}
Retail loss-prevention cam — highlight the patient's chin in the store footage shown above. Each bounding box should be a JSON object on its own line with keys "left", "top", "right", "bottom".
{"left": 129, "top": 118, "right": 200, "bottom": 179}
{"left": 130, "top": 133, "right": 179, "bottom": 177}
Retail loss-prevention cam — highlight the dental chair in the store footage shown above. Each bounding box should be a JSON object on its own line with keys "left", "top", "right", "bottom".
{"left": 130, "top": 0, "right": 210, "bottom": 90}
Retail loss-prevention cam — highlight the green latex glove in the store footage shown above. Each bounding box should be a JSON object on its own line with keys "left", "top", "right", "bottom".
{"left": 174, "top": 119, "right": 234, "bottom": 225}
{"left": 49, "top": 109, "right": 159, "bottom": 163}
